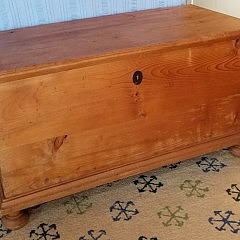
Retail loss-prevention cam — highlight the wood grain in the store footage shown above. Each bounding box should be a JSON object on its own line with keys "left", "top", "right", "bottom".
{"left": 1, "top": 210, "right": 29, "bottom": 230}
{"left": 0, "top": 39, "right": 240, "bottom": 151}
{"left": 1, "top": 5, "right": 240, "bottom": 83}
{"left": 1, "top": 132, "right": 240, "bottom": 215}
{"left": 1, "top": 40, "right": 240, "bottom": 198}
{"left": 230, "top": 145, "right": 240, "bottom": 157}
{"left": 1, "top": 5, "right": 240, "bottom": 224}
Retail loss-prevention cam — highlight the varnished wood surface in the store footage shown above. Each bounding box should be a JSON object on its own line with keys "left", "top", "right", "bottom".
{"left": 1, "top": 40, "right": 240, "bottom": 198}
{"left": 1, "top": 210, "right": 29, "bottom": 230}
{"left": 1, "top": 5, "right": 240, "bottom": 225}
{"left": 1, "top": 132, "right": 240, "bottom": 215}
{"left": 1, "top": 40, "right": 240, "bottom": 151}
{"left": 230, "top": 146, "right": 240, "bottom": 157}
{"left": 1, "top": 5, "right": 240, "bottom": 82}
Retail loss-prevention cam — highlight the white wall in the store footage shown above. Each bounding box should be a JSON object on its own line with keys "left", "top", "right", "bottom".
{"left": 0, "top": 0, "right": 186, "bottom": 30}
{"left": 193, "top": 0, "right": 240, "bottom": 18}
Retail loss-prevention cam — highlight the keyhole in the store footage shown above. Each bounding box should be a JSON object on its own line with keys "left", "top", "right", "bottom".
{"left": 133, "top": 71, "right": 143, "bottom": 85}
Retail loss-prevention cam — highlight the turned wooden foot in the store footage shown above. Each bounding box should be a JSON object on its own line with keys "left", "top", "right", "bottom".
{"left": 229, "top": 145, "right": 240, "bottom": 157}
{"left": 1, "top": 210, "right": 29, "bottom": 230}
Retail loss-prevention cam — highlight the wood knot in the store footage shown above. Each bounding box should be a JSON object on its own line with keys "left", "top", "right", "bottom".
{"left": 138, "top": 110, "right": 147, "bottom": 118}
{"left": 235, "top": 39, "right": 240, "bottom": 49}
{"left": 53, "top": 135, "right": 68, "bottom": 152}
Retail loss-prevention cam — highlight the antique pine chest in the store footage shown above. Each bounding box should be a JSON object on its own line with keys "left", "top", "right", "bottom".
{"left": 0, "top": 5, "right": 240, "bottom": 229}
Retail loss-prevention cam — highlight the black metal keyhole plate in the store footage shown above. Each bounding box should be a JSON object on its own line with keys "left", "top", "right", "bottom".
{"left": 133, "top": 71, "right": 143, "bottom": 85}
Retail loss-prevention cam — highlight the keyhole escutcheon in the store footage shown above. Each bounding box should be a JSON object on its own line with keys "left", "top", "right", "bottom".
{"left": 133, "top": 71, "right": 143, "bottom": 85}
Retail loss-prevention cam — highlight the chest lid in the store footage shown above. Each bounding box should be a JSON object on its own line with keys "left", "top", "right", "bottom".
{"left": 1, "top": 5, "right": 240, "bottom": 82}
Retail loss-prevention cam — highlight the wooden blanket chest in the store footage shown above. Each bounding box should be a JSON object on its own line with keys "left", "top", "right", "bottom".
{"left": 1, "top": 5, "right": 240, "bottom": 229}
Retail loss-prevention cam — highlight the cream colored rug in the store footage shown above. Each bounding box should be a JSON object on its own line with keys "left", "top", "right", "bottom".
{"left": 1, "top": 150, "right": 240, "bottom": 240}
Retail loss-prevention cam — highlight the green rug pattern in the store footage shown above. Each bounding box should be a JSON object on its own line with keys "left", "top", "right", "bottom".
{"left": 1, "top": 150, "right": 240, "bottom": 240}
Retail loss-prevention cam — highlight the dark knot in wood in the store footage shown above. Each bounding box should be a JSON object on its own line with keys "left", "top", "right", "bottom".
{"left": 53, "top": 135, "right": 68, "bottom": 152}
{"left": 235, "top": 39, "right": 240, "bottom": 49}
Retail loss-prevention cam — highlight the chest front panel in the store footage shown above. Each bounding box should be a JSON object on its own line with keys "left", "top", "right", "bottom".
{"left": 0, "top": 39, "right": 240, "bottom": 198}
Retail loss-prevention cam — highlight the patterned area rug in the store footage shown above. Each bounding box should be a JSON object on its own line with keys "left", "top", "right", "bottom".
{"left": 1, "top": 150, "right": 240, "bottom": 240}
